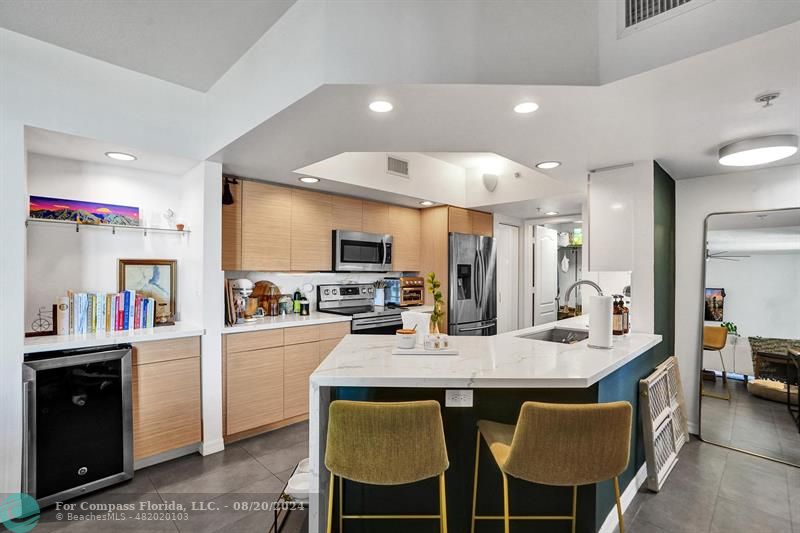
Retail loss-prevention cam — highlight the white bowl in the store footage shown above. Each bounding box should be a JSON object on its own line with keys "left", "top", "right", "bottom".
{"left": 286, "top": 472, "right": 311, "bottom": 502}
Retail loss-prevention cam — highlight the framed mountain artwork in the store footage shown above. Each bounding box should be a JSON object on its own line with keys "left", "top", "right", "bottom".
{"left": 29, "top": 195, "right": 140, "bottom": 226}
{"left": 118, "top": 259, "right": 177, "bottom": 325}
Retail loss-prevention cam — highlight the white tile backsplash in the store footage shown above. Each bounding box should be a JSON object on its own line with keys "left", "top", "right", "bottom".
{"left": 224, "top": 271, "right": 404, "bottom": 305}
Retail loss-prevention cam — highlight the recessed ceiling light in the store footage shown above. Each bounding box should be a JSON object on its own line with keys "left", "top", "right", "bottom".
{"left": 419, "top": 200, "right": 435, "bottom": 206}
{"left": 298, "top": 176, "right": 320, "bottom": 184}
{"left": 369, "top": 101, "right": 393, "bottom": 113}
{"left": 718, "top": 134, "right": 798, "bottom": 166}
{"left": 514, "top": 102, "right": 539, "bottom": 114}
{"left": 574, "top": 220, "right": 583, "bottom": 223}
{"left": 545, "top": 211, "right": 559, "bottom": 216}
{"left": 536, "top": 161, "right": 561, "bottom": 169}
{"left": 610, "top": 203, "right": 624, "bottom": 210}
{"left": 105, "top": 151, "right": 137, "bottom": 161}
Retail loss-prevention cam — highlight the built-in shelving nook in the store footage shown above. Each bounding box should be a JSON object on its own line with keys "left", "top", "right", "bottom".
{"left": 23, "top": 126, "right": 206, "bottom": 343}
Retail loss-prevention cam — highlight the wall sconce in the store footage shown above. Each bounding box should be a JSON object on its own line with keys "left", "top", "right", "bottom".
{"left": 482, "top": 173, "right": 499, "bottom": 192}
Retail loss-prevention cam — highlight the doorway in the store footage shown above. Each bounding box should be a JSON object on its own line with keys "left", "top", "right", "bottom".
{"left": 496, "top": 223, "right": 519, "bottom": 333}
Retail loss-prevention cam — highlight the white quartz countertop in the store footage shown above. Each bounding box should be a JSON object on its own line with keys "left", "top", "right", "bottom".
{"left": 24, "top": 322, "right": 204, "bottom": 354}
{"left": 310, "top": 315, "right": 661, "bottom": 388}
{"left": 223, "top": 311, "right": 351, "bottom": 334}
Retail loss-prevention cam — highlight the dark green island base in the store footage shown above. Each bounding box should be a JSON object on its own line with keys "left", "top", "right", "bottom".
{"left": 313, "top": 344, "right": 665, "bottom": 533}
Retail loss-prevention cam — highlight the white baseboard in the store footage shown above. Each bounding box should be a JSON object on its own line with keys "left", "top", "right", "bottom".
{"left": 200, "top": 438, "right": 225, "bottom": 456}
{"left": 598, "top": 463, "right": 648, "bottom": 533}
{"left": 688, "top": 420, "right": 699, "bottom": 435}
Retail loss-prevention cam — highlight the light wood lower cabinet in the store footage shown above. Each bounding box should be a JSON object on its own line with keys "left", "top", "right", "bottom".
{"left": 131, "top": 338, "right": 201, "bottom": 462}
{"left": 283, "top": 342, "right": 319, "bottom": 418}
{"left": 224, "top": 322, "right": 349, "bottom": 439}
{"left": 226, "top": 346, "right": 285, "bottom": 435}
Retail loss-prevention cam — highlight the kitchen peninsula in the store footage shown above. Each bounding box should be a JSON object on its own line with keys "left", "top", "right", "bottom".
{"left": 308, "top": 316, "right": 662, "bottom": 532}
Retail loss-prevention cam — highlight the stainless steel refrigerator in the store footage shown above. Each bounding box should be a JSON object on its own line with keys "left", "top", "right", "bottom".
{"left": 448, "top": 232, "right": 497, "bottom": 336}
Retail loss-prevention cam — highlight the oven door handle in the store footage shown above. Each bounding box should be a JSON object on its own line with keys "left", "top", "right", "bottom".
{"left": 351, "top": 318, "right": 403, "bottom": 331}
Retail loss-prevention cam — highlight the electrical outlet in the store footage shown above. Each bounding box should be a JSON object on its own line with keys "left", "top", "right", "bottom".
{"left": 445, "top": 389, "right": 473, "bottom": 408}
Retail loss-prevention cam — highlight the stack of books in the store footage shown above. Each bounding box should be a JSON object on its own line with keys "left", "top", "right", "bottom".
{"left": 64, "top": 290, "right": 156, "bottom": 334}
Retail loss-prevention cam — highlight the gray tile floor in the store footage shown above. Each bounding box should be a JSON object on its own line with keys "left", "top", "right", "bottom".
{"left": 701, "top": 378, "right": 800, "bottom": 465}
{"left": 35, "top": 422, "right": 310, "bottom": 532}
{"left": 32, "top": 421, "right": 799, "bottom": 533}
{"left": 620, "top": 437, "right": 800, "bottom": 533}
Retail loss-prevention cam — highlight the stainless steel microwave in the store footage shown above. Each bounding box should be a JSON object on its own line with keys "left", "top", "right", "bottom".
{"left": 333, "top": 230, "right": 393, "bottom": 272}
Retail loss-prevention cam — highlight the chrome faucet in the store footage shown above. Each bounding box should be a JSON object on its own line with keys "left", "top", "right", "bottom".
{"left": 560, "top": 280, "right": 603, "bottom": 309}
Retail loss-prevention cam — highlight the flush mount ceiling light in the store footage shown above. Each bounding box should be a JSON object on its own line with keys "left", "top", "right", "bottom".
{"left": 419, "top": 200, "right": 435, "bottom": 206}
{"left": 369, "top": 101, "right": 393, "bottom": 113}
{"left": 105, "top": 151, "right": 137, "bottom": 161}
{"left": 514, "top": 102, "right": 539, "bottom": 114}
{"left": 718, "top": 134, "right": 798, "bottom": 167}
{"left": 298, "top": 176, "right": 320, "bottom": 184}
{"left": 545, "top": 211, "right": 559, "bottom": 216}
{"left": 536, "top": 161, "right": 561, "bottom": 169}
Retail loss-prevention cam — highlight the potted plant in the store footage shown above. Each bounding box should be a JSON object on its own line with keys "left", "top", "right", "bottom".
{"left": 426, "top": 271, "right": 445, "bottom": 334}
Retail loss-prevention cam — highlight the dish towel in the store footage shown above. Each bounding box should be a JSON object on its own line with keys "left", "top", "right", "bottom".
{"left": 402, "top": 310, "right": 431, "bottom": 347}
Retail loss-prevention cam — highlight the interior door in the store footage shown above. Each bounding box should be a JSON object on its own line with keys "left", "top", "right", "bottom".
{"left": 533, "top": 225, "right": 558, "bottom": 325}
{"left": 496, "top": 224, "right": 519, "bottom": 333}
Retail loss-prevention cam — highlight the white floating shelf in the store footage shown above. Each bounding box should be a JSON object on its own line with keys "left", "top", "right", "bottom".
{"left": 25, "top": 218, "right": 190, "bottom": 235}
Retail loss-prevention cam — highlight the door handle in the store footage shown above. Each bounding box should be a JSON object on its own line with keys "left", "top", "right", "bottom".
{"left": 459, "top": 322, "right": 496, "bottom": 332}
{"left": 22, "top": 380, "right": 32, "bottom": 492}
{"left": 380, "top": 240, "right": 386, "bottom": 268}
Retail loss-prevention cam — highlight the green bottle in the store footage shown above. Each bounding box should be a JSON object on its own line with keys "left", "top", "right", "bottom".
{"left": 293, "top": 288, "right": 302, "bottom": 313}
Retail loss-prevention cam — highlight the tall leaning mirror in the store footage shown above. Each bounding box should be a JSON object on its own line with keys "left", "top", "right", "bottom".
{"left": 699, "top": 208, "right": 800, "bottom": 465}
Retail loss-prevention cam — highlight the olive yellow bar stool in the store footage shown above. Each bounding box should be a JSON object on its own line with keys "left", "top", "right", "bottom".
{"left": 324, "top": 400, "right": 450, "bottom": 533}
{"left": 701, "top": 326, "right": 730, "bottom": 400}
{"left": 470, "top": 401, "right": 632, "bottom": 533}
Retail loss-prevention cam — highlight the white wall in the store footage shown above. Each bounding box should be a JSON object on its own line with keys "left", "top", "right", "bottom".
{"left": 297, "top": 152, "right": 467, "bottom": 207}
{"left": 675, "top": 164, "right": 800, "bottom": 431}
{"left": 597, "top": 0, "right": 800, "bottom": 83}
{"left": 0, "top": 28, "right": 206, "bottom": 494}
{"left": 24, "top": 154, "right": 201, "bottom": 328}
{"left": 705, "top": 253, "right": 800, "bottom": 340}
{"left": 465, "top": 163, "right": 579, "bottom": 210}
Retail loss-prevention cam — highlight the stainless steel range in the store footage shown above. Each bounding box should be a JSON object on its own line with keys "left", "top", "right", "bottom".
{"left": 317, "top": 283, "right": 405, "bottom": 334}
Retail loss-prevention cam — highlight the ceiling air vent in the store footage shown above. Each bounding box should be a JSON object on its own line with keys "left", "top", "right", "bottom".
{"left": 386, "top": 155, "right": 410, "bottom": 178}
{"left": 624, "top": 0, "right": 708, "bottom": 29}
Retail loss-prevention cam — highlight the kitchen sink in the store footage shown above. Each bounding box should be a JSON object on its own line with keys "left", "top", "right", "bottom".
{"left": 518, "top": 328, "right": 589, "bottom": 344}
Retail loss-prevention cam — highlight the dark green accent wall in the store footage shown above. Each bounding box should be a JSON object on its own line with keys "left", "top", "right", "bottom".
{"left": 653, "top": 161, "right": 676, "bottom": 359}
{"left": 593, "top": 162, "right": 676, "bottom": 526}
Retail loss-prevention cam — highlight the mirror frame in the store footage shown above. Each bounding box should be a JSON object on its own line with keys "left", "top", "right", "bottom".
{"left": 697, "top": 207, "right": 800, "bottom": 466}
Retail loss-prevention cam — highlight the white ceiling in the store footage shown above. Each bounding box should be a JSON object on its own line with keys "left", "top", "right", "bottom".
{"left": 25, "top": 127, "right": 199, "bottom": 175}
{"left": 213, "top": 21, "right": 800, "bottom": 205}
{"left": 0, "top": 0, "right": 296, "bottom": 91}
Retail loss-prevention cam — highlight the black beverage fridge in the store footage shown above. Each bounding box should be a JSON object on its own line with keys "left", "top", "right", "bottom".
{"left": 23, "top": 345, "right": 133, "bottom": 507}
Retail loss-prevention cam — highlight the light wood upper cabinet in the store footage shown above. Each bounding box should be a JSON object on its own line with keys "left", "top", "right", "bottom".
{"left": 283, "top": 342, "right": 320, "bottom": 419}
{"left": 332, "top": 196, "right": 363, "bottom": 232}
{"left": 471, "top": 210, "right": 494, "bottom": 237}
{"left": 448, "top": 207, "right": 472, "bottom": 234}
{"left": 389, "top": 205, "right": 421, "bottom": 271}
{"left": 221, "top": 178, "right": 242, "bottom": 271}
{"left": 291, "top": 189, "right": 333, "bottom": 271}
{"left": 242, "top": 181, "right": 291, "bottom": 271}
{"left": 362, "top": 201, "right": 390, "bottom": 234}
{"left": 448, "top": 206, "right": 493, "bottom": 237}
{"left": 226, "top": 346, "right": 284, "bottom": 434}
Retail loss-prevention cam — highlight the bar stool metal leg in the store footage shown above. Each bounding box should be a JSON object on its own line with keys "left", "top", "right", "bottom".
{"left": 571, "top": 485, "right": 577, "bottom": 533}
{"left": 439, "top": 473, "right": 448, "bottom": 533}
{"left": 501, "top": 471, "right": 510, "bottom": 533}
{"left": 338, "top": 476, "right": 343, "bottom": 533}
{"left": 326, "top": 474, "right": 334, "bottom": 533}
{"left": 470, "top": 430, "right": 480, "bottom": 533}
{"left": 614, "top": 476, "right": 624, "bottom": 533}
